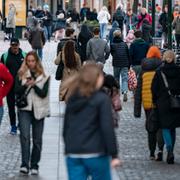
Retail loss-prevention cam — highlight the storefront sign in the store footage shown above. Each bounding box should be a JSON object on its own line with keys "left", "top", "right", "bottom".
{"left": 5, "top": 0, "right": 26, "bottom": 26}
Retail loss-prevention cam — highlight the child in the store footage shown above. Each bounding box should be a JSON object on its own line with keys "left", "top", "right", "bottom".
{"left": 125, "top": 29, "right": 135, "bottom": 47}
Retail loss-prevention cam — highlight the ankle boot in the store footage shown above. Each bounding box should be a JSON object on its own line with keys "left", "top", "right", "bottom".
{"left": 167, "top": 151, "right": 174, "bottom": 164}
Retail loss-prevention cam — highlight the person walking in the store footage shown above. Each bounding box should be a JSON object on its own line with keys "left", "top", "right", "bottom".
{"left": 6, "top": 3, "right": 16, "bottom": 39}
{"left": 108, "top": 21, "right": 120, "bottom": 45}
{"left": 159, "top": 6, "right": 169, "bottom": 48}
{"left": 15, "top": 51, "right": 50, "bottom": 174}
{"left": 78, "top": 24, "right": 93, "bottom": 63}
{"left": 124, "top": 8, "right": 138, "bottom": 33}
{"left": 137, "top": 8, "right": 152, "bottom": 30}
{"left": 1, "top": 38, "right": 26, "bottom": 134}
{"left": 63, "top": 63, "right": 121, "bottom": 180}
{"left": 172, "top": 11, "right": 180, "bottom": 49}
{"left": 57, "top": 28, "right": 79, "bottom": 55}
{"left": 43, "top": 7, "right": 53, "bottom": 42}
{"left": 141, "top": 19, "right": 152, "bottom": 44}
{"left": 54, "top": 40, "right": 81, "bottom": 101}
{"left": 28, "top": 20, "right": 46, "bottom": 60}
{"left": 129, "top": 30, "right": 149, "bottom": 78}
{"left": 113, "top": 6, "right": 125, "bottom": 33}
{"left": 152, "top": 50, "right": 180, "bottom": 164}
{"left": 134, "top": 46, "right": 164, "bottom": 160}
{"left": 110, "top": 30, "right": 130, "bottom": 102}
{"left": 86, "top": 27, "right": 110, "bottom": 64}
{"left": 0, "top": 63, "right": 13, "bottom": 126}
{"left": 97, "top": 6, "right": 110, "bottom": 39}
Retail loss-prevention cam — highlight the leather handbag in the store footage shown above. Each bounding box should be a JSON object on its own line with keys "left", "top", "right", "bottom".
{"left": 161, "top": 72, "right": 180, "bottom": 109}
{"left": 16, "top": 87, "right": 32, "bottom": 108}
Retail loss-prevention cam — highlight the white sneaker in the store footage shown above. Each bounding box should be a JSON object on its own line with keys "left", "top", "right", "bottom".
{"left": 20, "top": 167, "right": 29, "bottom": 174}
{"left": 31, "top": 169, "right": 39, "bottom": 175}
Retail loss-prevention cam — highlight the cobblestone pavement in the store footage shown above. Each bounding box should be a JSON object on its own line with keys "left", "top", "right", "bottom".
{"left": 0, "top": 40, "right": 180, "bottom": 180}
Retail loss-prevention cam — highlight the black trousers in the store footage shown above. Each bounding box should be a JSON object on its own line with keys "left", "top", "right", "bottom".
{"left": 6, "top": 87, "right": 16, "bottom": 126}
{"left": 145, "top": 109, "right": 164, "bottom": 156}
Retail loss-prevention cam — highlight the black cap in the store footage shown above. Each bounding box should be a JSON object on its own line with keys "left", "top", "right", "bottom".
{"left": 10, "top": 38, "right": 20, "bottom": 45}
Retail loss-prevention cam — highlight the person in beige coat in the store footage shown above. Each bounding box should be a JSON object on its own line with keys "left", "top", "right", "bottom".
{"left": 54, "top": 40, "right": 81, "bottom": 101}
{"left": 6, "top": 3, "right": 16, "bottom": 38}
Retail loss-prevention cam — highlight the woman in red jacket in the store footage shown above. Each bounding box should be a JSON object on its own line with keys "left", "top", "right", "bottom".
{"left": 0, "top": 63, "right": 13, "bottom": 125}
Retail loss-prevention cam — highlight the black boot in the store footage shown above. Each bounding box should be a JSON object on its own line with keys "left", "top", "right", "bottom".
{"left": 156, "top": 151, "right": 163, "bottom": 161}
{"left": 167, "top": 151, "right": 174, "bottom": 164}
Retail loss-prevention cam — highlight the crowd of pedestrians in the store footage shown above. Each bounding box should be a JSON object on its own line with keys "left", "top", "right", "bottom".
{"left": 0, "top": 2, "right": 180, "bottom": 179}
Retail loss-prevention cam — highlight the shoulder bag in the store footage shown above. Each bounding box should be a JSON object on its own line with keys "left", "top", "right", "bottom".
{"left": 161, "top": 71, "right": 180, "bottom": 109}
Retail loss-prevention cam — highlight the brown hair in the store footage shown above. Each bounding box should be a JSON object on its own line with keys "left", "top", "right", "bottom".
{"left": 18, "top": 51, "right": 45, "bottom": 79}
{"left": 64, "top": 40, "right": 77, "bottom": 69}
{"left": 93, "top": 27, "right": 100, "bottom": 35}
{"left": 78, "top": 63, "right": 103, "bottom": 97}
{"left": 65, "top": 28, "right": 75, "bottom": 37}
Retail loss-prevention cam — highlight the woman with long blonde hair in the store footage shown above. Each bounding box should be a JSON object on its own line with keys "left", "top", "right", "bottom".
{"left": 15, "top": 51, "right": 50, "bottom": 175}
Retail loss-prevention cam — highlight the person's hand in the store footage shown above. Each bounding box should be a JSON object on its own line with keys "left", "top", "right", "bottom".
{"left": 26, "top": 79, "right": 35, "bottom": 87}
{"left": 111, "top": 158, "right": 122, "bottom": 168}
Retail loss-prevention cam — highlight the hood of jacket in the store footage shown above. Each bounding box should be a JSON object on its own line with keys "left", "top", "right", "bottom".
{"left": 133, "top": 38, "right": 146, "bottom": 44}
{"left": 142, "top": 58, "right": 162, "bottom": 71}
{"left": 112, "top": 21, "right": 119, "bottom": 28}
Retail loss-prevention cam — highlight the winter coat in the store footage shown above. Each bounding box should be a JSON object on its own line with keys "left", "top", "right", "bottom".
{"left": 63, "top": 90, "right": 118, "bottom": 157}
{"left": 15, "top": 70, "right": 50, "bottom": 120}
{"left": 6, "top": 6, "right": 16, "bottom": 28}
{"left": 134, "top": 58, "right": 162, "bottom": 117}
{"left": 159, "top": 12, "right": 168, "bottom": 33}
{"left": 129, "top": 38, "right": 149, "bottom": 66}
{"left": 78, "top": 31, "right": 93, "bottom": 62}
{"left": 172, "top": 16, "right": 180, "bottom": 35}
{"left": 43, "top": 11, "right": 53, "bottom": 26}
{"left": 53, "top": 18, "right": 66, "bottom": 32}
{"left": 124, "top": 14, "right": 138, "bottom": 32}
{"left": 137, "top": 13, "right": 152, "bottom": 29}
{"left": 141, "top": 21, "right": 152, "bottom": 43}
{"left": 1, "top": 48, "right": 25, "bottom": 77}
{"left": 86, "top": 36, "right": 110, "bottom": 63}
{"left": 0, "top": 63, "right": 13, "bottom": 106}
{"left": 110, "top": 37, "right": 130, "bottom": 68}
{"left": 152, "top": 62, "right": 180, "bottom": 129}
{"left": 97, "top": 10, "right": 110, "bottom": 24}
{"left": 113, "top": 8, "right": 125, "bottom": 30}
{"left": 29, "top": 27, "right": 46, "bottom": 49}
{"left": 108, "top": 21, "right": 119, "bottom": 44}
{"left": 54, "top": 51, "right": 81, "bottom": 101}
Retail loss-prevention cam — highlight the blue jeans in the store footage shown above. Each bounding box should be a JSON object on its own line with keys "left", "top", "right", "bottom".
{"left": 33, "top": 49, "right": 43, "bottom": 60}
{"left": 66, "top": 156, "right": 112, "bottom": 180}
{"left": 113, "top": 67, "right": 128, "bottom": 93}
{"left": 0, "top": 106, "right": 3, "bottom": 125}
{"left": 162, "top": 129, "right": 176, "bottom": 152}
{"left": 44, "top": 26, "right": 52, "bottom": 41}
{"left": 18, "top": 110, "right": 44, "bottom": 169}
{"left": 100, "top": 23, "right": 107, "bottom": 39}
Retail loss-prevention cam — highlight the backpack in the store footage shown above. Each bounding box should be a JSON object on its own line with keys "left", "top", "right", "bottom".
{"left": 3, "top": 51, "right": 26, "bottom": 65}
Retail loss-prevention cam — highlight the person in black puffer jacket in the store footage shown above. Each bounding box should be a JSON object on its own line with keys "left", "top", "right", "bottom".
{"left": 110, "top": 30, "right": 130, "bottom": 102}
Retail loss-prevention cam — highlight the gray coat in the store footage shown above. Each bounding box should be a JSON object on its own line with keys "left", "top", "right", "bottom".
{"left": 6, "top": 6, "right": 16, "bottom": 28}
{"left": 86, "top": 37, "right": 110, "bottom": 63}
